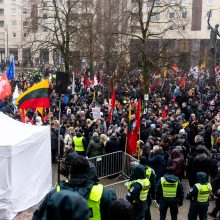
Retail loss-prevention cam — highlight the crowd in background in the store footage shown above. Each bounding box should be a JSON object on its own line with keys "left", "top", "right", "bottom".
{"left": 1, "top": 65, "right": 220, "bottom": 219}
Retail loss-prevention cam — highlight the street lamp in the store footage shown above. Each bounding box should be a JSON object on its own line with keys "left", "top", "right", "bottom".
{"left": 5, "top": 26, "right": 9, "bottom": 62}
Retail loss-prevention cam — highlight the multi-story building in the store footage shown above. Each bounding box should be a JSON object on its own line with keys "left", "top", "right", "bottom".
{"left": 0, "top": 0, "right": 31, "bottom": 64}
{"left": 129, "top": 0, "right": 220, "bottom": 67}
{"left": 0, "top": 0, "right": 219, "bottom": 68}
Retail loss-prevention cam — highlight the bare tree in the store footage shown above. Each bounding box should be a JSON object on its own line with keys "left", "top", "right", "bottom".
{"left": 115, "top": 0, "right": 190, "bottom": 88}
{"left": 27, "top": 0, "right": 84, "bottom": 76}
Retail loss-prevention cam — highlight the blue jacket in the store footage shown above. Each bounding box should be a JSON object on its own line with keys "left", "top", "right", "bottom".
{"left": 148, "top": 151, "right": 165, "bottom": 182}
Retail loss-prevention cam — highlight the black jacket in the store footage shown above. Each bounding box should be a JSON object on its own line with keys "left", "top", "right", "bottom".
{"left": 187, "top": 172, "right": 211, "bottom": 204}
{"left": 156, "top": 174, "right": 184, "bottom": 205}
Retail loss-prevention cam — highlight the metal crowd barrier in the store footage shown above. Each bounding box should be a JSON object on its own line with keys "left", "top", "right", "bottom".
{"left": 88, "top": 151, "right": 139, "bottom": 198}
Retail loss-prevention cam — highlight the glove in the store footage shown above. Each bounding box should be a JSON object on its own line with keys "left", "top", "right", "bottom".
{"left": 178, "top": 202, "right": 183, "bottom": 207}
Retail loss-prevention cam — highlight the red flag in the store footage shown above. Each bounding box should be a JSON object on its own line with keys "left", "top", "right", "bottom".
{"left": 84, "top": 75, "right": 90, "bottom": 89}
{"left": 172, "top": 64, "right": 178, "bottom": 73}
{"left": 21, "top": 109, "right": 26, "bottom": 123}
{"left": 127, "top": 100, "right": 141, "bottom": 155}
{"left": 99, "top": 74, "right": 103, "bottom": 86}
{"left": 108, "top": 90, "right": 116, "bottom": 124}
{"left": 162, "top": 105, "right": 167, "bottom": 118}
{"left": 0, "top": 72, "right": 12, "bottom": 101}
{"left": 178, "top": 75, "right": 187, "bottom": 88}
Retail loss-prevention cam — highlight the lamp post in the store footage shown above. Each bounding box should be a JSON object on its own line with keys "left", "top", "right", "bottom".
{"left": 5, "top": 26, "right": 9, "bottom": 62}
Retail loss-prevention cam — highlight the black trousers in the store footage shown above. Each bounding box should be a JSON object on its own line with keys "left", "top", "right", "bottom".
{"left": 188, "top": 202, "right": 208, "bottom": 220}
{"left": 132, "top": 201, "right": 148, "bottom": 220}
{"left": 159, "top": 200, "right": 178, "bottom": 220}
{"left": 210, "top": 198, "right": 220, "bottom": 217}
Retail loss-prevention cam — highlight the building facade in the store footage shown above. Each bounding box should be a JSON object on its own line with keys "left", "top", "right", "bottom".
{"left": 0, "top": 0, "right": 31, "bottom": 64}
{"left": 0, "top": 0, "right": 219, "bottom": 68}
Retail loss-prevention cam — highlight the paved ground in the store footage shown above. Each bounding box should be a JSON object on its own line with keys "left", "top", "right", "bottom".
{"left": 14, "top": 164, "right": 217, "bottom": 220}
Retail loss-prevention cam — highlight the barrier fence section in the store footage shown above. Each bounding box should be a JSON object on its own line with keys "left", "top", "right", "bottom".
{"left": 88, "top": 151, "right": 139, "bottom": 198}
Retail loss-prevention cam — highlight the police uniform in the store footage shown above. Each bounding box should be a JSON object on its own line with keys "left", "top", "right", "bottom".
{"left": 33, "top": 155, "right": 117, "bottom": 220}
{"left": 187, "top": 172, "right": 212, "bottom": 220}
{"left": 126, "top": 165, "right": 151, "bottom": 220}
{"left": 144, "top": 166, "right": 156, "bottom": 220}
{"left": 82, "top": 183, "right": 104, "bottom": 220}
{"left": 73, "top": 134, "right": 86, "bottom": 156}
{"left": 156, "top": 168, "right": 184, "bottom": 220}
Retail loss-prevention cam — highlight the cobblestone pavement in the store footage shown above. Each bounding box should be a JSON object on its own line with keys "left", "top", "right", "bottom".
{"left": 14, "top": 164, "right": 216, "bottom": 220}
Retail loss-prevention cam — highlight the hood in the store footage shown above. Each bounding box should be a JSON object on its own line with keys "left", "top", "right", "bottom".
{"left": 194, "top": 153, "right": 208, "bottom": 161}
{"left": 129, "top": 165, "right": 146, "bottom": 181}
{"left": 92, "top": 135, "right": 100, "bottom": 143}
{"left": 171, "top": 149, "right": 181, "bottom": 159}
{"left": 164, "top": 174, "right": 179, "bottom": 182}
{"left": 41, "top": 190, "right": 90, "bottom": 220}
{"left": 196, "top": 172, "right": 208, "bottom": 184}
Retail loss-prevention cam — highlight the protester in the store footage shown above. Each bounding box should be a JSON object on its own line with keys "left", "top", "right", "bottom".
{"left": 2, "top": 65, "right": 220, "bottom": 219}
{"left": 86, "top": 132, "right": 104, "bottom": 158}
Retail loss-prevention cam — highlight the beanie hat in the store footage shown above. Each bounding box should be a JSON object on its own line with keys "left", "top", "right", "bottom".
{"left": 70, "top": 156, "right": 89, "bottom": 175}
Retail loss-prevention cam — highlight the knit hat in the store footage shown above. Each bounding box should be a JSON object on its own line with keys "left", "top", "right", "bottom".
{"left": 70, "top": 156, "right": 89, "bottom": 175}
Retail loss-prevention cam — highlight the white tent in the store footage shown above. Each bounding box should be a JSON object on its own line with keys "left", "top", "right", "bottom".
{"left": 0, "top": 112, "right": 52, "bottom": 220}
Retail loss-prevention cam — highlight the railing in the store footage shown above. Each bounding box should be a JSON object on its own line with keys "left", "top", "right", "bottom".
{"left": 88, "top": 151, "right": 139, "bottom": 198}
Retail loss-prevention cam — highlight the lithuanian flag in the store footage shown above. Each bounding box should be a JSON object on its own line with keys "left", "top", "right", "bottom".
{"left": 15, "top": 79, "right": 50, "bottom": 109}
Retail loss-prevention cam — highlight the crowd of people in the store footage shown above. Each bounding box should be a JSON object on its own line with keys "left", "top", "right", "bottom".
{"left": 1, "top": 66, "right": 220, "bottom": 220}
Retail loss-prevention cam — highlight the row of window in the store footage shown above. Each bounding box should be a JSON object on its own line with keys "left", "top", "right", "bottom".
{"left": 0, "top": 32, "right": 27, "bottom": 38}
{"left": 0, "top": 20, "right": 28, "bottom": 27}
{"left": 131, "top": 0, "right": 214, "bottom": 5}
{"left": 12, "top": 32, "right": 27, "bottom": 38}
{"left": 0, "top": 8, "right": 29, "bottom": 16}
{"left": 169, "top": 0, "right": 214, "bottom": 4}
{"left": 150, "top": 11, "right": 188, "bottom": 21}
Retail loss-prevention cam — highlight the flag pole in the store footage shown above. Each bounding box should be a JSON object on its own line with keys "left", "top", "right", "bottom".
{"left": 114, "top": 104, "right": 129, "bottom": 181}
{"left": 138, "top": 100, "right": 141, "bottom": 161}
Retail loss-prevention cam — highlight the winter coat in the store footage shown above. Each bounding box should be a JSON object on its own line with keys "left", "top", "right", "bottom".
{"left": 171, "top": 149, "right": 185, "bottom": 180}
{"left": 32, "top": 190, "right": 90, "bottom": 220}
{"left": 148, "top": 151, "right": 165, "bottom": 182}
{"left": 33, "top": 168, "right": 117, "bottom": 220}
{"left": 105, "top": 136, "right": 121, "bottom": 154}
{"left": 192, "top": 153, "right": 211, "bottom": 184}
{"left": 156, "top": 174, "right": 184, "bottom": 204}
{"left": 186, "top": 172, "right": 211, "bottom": 203}
{"left": 186, "top": 149, "right": 197, "bottom": 187}
{"left": 86, "top": 136, "right": 104, "bottom": 158}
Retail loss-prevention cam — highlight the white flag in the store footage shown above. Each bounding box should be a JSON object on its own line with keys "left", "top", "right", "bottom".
{"left": 94, "top": 73, "right": 98, "bottom": 86}
{"left": 72, "top": 72, "right": 75, "bottom": 94}
{"left": 12, "top": 84, "right": 19, "bottom": 110}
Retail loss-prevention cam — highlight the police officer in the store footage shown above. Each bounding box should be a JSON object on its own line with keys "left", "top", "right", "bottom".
{"left": 126, "top": 164, "right": 151, "bottom": 220}
{"left": 156, "top": 166, "right": 184, "bottom": 220}
{"left": 140, "top": 156, "right": 156, "bottom": 220}
{"left": 32, "top": 190, "right": 90, "bottom": 220}
{"left": 187, "top": 172, "right": 212, "bottom": 220}
{"left": 72, "top": 130, "right": 87, "bottom": 156}
{"left": 33, "top": 156, "right": 117, "bottom": 220}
